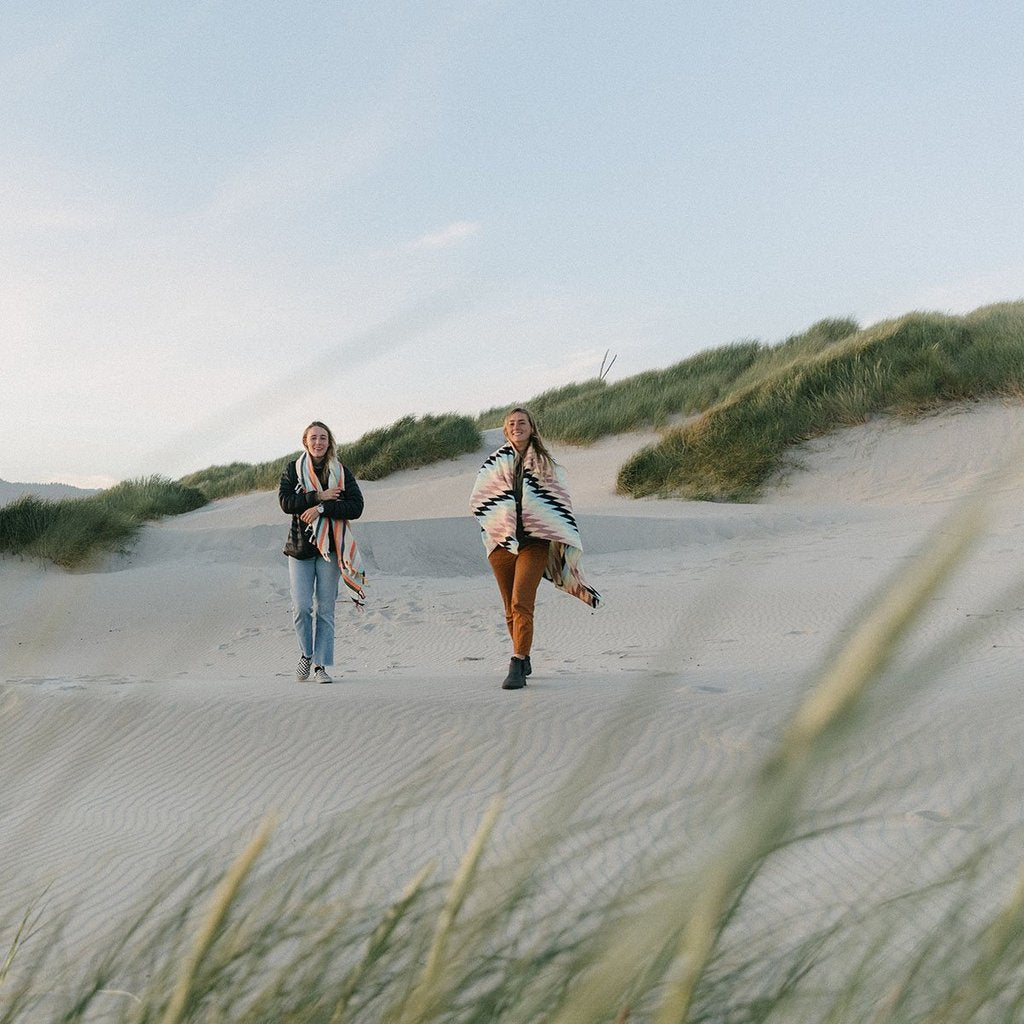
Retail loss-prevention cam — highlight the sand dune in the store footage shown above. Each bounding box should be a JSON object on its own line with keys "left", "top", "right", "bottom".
{"left": 2, "top": 404, "right": 1024, "bottom": 966}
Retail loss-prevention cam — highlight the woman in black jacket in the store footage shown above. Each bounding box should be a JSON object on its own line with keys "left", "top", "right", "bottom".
{"left": 279, "top": 420, "right": 364, "bottom": 683}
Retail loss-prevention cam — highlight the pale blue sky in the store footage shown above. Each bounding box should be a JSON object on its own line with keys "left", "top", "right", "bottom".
{"left": 4, "top": 1, "right": 1023, "bottom": 486}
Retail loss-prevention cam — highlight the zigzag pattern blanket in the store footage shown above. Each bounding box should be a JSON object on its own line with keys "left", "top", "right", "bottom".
{"left": 296, "top": 453, "right": 367, "bottom": 606}
{"left": 469, "top": 444, "right": 600, "bottom": 608}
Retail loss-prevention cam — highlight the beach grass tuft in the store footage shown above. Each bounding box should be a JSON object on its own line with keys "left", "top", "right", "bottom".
{"left": 159, "top": 818, "right": 274, "bottom": 1024}
{"left": 476, "top": 341, "right": 766, "bottom": 443}
{"left": 181, "top": 413, "right": 482, "bottom": 499}
{"left": 617, "top": 302, "right": 1024, "bottom": 500}
{"left": 470, "top": 302, "right": 1024, "bottom": 501}
{"left": 336, "top": 413, "right": 482, "bottom": 481}
{"left": 475, "top": 317, "right": 862, "bottom": 446}
{"left": 0, "top": 415, "right": 482, "bottom": 568}
{"left": 0, "top": 477, "right": 206, "bottom": 568}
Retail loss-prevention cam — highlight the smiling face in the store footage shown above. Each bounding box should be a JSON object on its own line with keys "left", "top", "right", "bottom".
{"left": 303, "top": 424, "right": 332, "bottom": 461}
{"left": 503, "top": 409, "right": 534, "bottom": 453}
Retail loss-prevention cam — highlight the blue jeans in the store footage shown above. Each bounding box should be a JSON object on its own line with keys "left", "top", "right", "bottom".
{"left": 288, "top": 555, "right": 341, "bottom": 666}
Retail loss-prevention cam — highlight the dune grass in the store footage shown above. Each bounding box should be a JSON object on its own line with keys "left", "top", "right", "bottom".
{"left": 0, "top": 477, "right": 207, "bottom": 569}
{"left": 336, "top": 413, "right": 482, "bottom": 481}
{"left": 473, "top": 303, "right": 1024, "bottom": 502}
{"left": 0, "top": 413, "right": 479, "bottom": 567}
{"left": 12, "top": 300, "right": 1024, "bottom": 568}
{"left": 181, "top": 413, "right": 482, "bottom": 500}
{"left": 3, "top": 482, "right": 1023, "bottom": 1022}
{"left": 617, "top": 303, "right": 1024, "bottom": 501}
{"left": 476, "top": 343, "right": 761, "bottom": 444}
{"left": 476, "top": 318, "right": 860, "bottom": 445}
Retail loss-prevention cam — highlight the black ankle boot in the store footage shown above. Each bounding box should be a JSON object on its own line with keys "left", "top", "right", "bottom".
{"left": 523, "top": 656, "right": 532, "bottom": 677}
{"left": 501, "top": 657, "right": 527, "bottom": 690}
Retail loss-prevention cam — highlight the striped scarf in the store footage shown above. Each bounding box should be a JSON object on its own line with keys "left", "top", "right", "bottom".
{"left": 296, "top": 452, "right": 367, "bottom": 606}
{"left": 469, "top": 443, "right": 600, "bottom": 608}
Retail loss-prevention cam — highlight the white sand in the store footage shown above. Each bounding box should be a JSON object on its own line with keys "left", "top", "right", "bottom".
{"left": 2, "top": 406, "right": 1024, "bottom": 966}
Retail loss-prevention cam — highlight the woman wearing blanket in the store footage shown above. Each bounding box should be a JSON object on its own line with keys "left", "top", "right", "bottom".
{"left": 279, "top": 420, "right": 366, "bottom": 684}
{"left": 470, "top": 407, "right": 600, "bottom": 690}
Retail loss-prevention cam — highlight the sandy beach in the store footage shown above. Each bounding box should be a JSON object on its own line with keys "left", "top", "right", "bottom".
{"left": 3, "top": 408, "right": 1024, "bottom": 972}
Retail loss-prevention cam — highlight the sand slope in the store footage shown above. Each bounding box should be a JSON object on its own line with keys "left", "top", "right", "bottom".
{"left": 3, "top": 407, "right": 1024, "bottom": 966}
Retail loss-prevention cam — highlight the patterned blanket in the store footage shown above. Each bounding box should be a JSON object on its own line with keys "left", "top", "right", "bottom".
{"left": 469, "top": 444, "right": 600, "bottom": 608}
{"left": 296, "top": 453, "right": 367, "bottom": 606}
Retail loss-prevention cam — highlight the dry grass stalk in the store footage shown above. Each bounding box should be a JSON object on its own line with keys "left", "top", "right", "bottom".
{"left": 545, "top": 497, "right": 986, "bottom": 1024}
{"left": 773, "top": 499, "right": 986, "bottom": 772}
{"left": 653, "top": 499, "right": 986, "bottom": 1024}
{"left": 924, "top": 862, "right": 1024, "bottom": 1024}
{"left": 398, "top": 796, "right": 503, "bottom": 1023}
{"left": 329, "top": 860, "right": 435, "bottom": 1024}
{"left": 159, "top": 817, "right": 274, "bottom": 1024}
{"left": 0, "top": 904, "right": 36, "bottom": 991}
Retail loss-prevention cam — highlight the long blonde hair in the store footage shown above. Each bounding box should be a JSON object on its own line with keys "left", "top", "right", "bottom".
{"left": 503, "top": 407, "right": 555, "bottom": 477}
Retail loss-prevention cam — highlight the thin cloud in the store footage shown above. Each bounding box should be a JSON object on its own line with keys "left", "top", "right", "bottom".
{"left": 138, "top": 289, "right": 472, "bottom": 478}
{"left": 407, "top": 221, "right": 480, "bottom": 251}
{"left": 198, "top": 119, "right": 395, "bottom": 229}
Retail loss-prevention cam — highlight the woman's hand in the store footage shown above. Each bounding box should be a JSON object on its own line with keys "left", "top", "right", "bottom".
{"left": 300, "top": 486, "right": 342, "bottom": 523}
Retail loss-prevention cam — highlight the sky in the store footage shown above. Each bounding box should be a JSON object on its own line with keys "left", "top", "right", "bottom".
{"left": 3, "top": 0, "right": 1024, "bottom": 487}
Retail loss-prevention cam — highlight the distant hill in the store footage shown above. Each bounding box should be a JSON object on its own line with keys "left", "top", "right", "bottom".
{"left": 0, "top": 479, "right": 100, "bottom": 506}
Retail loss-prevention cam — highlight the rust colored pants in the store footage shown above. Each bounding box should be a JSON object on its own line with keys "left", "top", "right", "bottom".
{"left": 488, "top": 541, "right": 550, "bottom": 657}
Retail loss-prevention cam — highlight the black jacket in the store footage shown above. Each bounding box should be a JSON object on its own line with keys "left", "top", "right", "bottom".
{"left": 279, "top": 460, "right": 364, "bottom": 559}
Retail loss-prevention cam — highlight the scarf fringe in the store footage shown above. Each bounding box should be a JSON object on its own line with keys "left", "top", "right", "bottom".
{"left": 296, "top": 453, "right": 367, "bottom": 606}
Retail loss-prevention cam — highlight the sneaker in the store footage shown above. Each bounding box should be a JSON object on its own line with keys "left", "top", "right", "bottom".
{"left": 313, "top": 666, "right": 333, "bottom": 684}
{"left": 296, "top": 655, "right": 312, "bottom": 681}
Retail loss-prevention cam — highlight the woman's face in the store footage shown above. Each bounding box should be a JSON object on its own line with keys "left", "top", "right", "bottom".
{"left": 504, "top": 411, "right": 533, "bottom": 452}
{"left": 305, "top": 426, "right": 330, "bottom": 460}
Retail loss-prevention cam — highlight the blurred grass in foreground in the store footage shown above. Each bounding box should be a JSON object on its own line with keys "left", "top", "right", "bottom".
{"left": 3, "top": 480, "right": 1022, "bottom": 1022}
